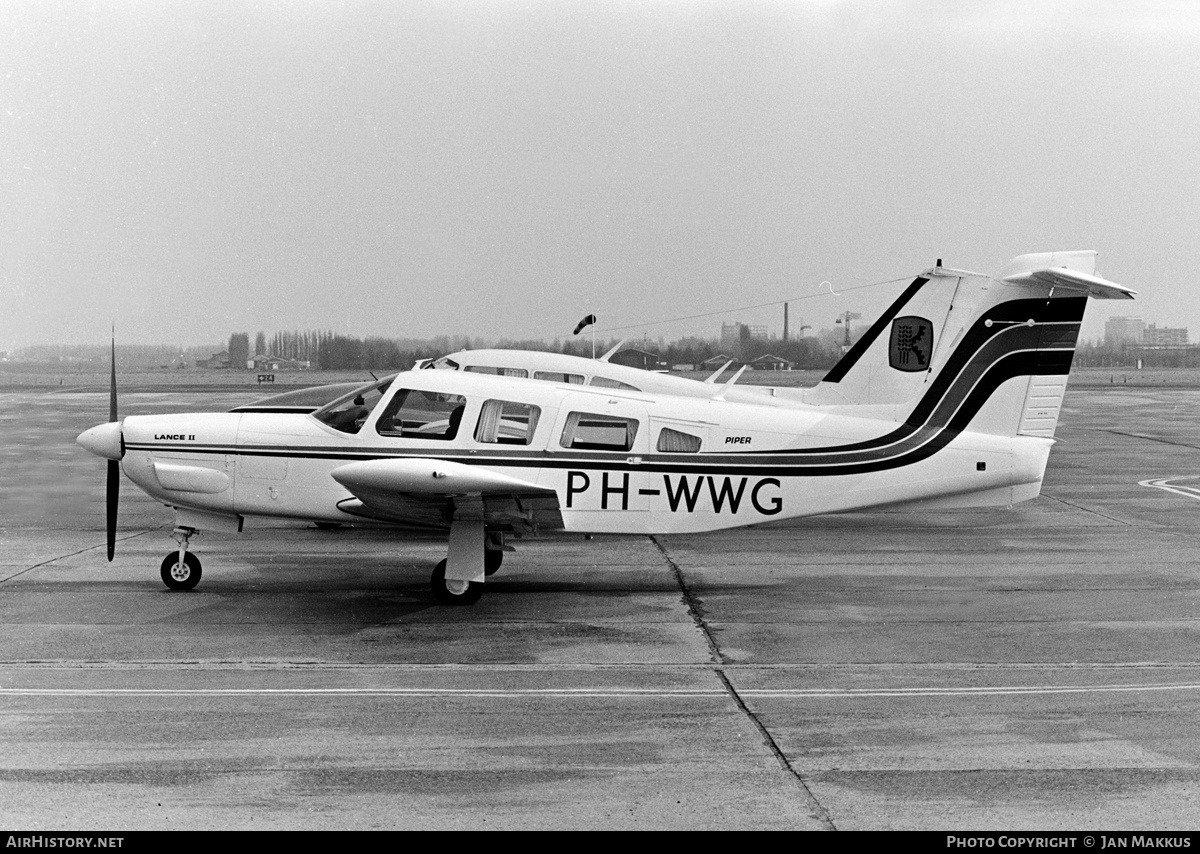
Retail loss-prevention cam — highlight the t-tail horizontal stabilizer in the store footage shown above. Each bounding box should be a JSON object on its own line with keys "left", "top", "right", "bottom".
{"left": 997, "top": 250, "right": 1136, "bottom": 300}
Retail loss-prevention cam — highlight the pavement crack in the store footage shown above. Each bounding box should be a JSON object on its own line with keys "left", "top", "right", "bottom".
{"left": 712, "top": 668, "right": 839, "bottom": 831}
{"left": 650, "top": 535, "right": 838, "bottom": 831}
{"left": 649, "top": 535, "right": 726, "bottom": 666}
{"left": 1041, "top": 494, "right": 1135, "bottom": 526}
{"left": 1042, "top": 494, "right": 1200, "bottom": 544}
{"left": 0, "top": 527, "right": 169, "bottom": 586}
{"left": 1100, "top": 429, "right": 1200, "bottom": 452}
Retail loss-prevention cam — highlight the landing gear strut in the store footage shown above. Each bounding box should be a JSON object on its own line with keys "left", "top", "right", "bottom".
{"left": 160, "top": 527, "right": 202, "bottom": 591}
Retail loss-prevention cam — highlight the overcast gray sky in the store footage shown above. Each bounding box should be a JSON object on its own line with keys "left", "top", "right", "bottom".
{"left": 3, "top": 0, "right": 1198, "bottom": 350}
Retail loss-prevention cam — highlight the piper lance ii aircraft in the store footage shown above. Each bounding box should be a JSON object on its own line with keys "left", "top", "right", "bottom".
{"left": 77, "top": 251, "right": 1134, "bottom": 605}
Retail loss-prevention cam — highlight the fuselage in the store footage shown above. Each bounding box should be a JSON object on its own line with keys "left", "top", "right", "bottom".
{"left": 117, "top": 368, "right": 1051, "bottom": 536}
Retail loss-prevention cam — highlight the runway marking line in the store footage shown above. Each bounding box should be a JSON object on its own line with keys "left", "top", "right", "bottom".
{"left": 4, "top": 683, "right": 1200, "bottom": 699}
{"left": 1140, "top": 477, "right": 1200, "bottom": 502}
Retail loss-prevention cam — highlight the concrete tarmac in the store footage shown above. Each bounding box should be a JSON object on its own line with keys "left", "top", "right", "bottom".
{"left": 0, "top": 385, "right": 1198, "bottom": 829}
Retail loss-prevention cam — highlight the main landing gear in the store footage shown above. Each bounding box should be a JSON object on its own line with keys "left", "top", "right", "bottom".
{"left": 160, "top": 526, "right": 201, "bottom": 591}
{"left": 428, "top": 527, "right": 509, "bottom": 606}
{"left": 431, "top": 559, "right": 483, "bottom": 605}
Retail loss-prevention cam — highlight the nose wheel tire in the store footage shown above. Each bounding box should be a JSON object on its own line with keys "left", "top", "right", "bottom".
{"left": 160, "top": 552, "right": 202, "bottom": 591}
{"left": 431, "top": 559, "right": 483, "bottom": 606}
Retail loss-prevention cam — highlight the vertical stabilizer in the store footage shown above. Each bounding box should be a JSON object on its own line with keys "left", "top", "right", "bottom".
{"left": 800, "top": 252, "right": 1133, "bottom": 438}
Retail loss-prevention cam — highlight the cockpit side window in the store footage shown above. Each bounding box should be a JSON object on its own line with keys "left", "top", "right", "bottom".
{"left": 311, "top": 378, "right": 393, "bottom": 434}
{"left": 657, "top": 428, "right": 702, "bottom": 453}
{"left": 375, "top": 389, "right": 467, "bottom": 440}
{"left": 475, "top": 400, "right": 541, "bottom": 445}
{"left": 560, "top": 412, "right": 638, "bottom": 451}
{"left": 534, "top": 371, "right": 585, "bottom": 385}
{"left": 465, "top": 366, "right": 529, "bottom": 378}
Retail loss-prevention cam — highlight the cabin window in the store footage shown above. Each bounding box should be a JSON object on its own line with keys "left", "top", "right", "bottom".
{"left": 560, "top": 412, "right": 638, "bottom": 451}
{"left": 311, "top": 378, "right": 394, "bottom": 434}
{"left": 465, "top": 366, "right": 529, "bottom": 378}
{"left": 657, "top": 428, "right": 702, "bottom": 453}
{"left": 589, "top": 376, "right": 640, "bottom": 391}
{"left": 375, "top": 389, "right": 468, "bottom": 440}
{"left": 534, "top": 371, "right": 585, "bottom": 385}
{"left": 474, "top": 400, "right": 541, "bottom": 445}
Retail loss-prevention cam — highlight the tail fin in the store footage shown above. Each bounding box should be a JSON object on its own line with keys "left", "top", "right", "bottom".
{"left": 802, "top": 251, "right": 1134, "bottom": 437}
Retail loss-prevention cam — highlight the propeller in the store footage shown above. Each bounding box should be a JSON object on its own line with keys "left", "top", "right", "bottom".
{"left": 76, "top": 336, "right": 124, "bottom": 561}
{"left": 106, "top": 337, "right": 119, "bottom": 560}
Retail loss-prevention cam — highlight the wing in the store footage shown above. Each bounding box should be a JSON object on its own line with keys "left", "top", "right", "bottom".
{"left": 330, "top": 458, "right": 563, "bottom": 534}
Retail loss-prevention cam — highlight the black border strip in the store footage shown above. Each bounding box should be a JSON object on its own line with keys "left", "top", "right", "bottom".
{"left": 823, "top": 276, "right": 929, "bottom": 383}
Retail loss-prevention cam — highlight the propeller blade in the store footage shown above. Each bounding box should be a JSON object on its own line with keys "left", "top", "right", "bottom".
{"left": 107, "top": 332, "right": 119, "bottom": 560}
{"left": 109, "top": 336, "right": 118, "bottom": 422}
{"left": 106, "top": 459, "right": 119, "bottom": 561}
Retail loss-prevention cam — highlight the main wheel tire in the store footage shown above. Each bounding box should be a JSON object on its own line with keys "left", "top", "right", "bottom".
{"left": 431, "top": 559, "right": 483, "bottom": 606}
{"left": 160, "top": 552, "right": 202, "bottom": 591}
{"left": 484, "top": 548, "right": 503, "bottom": 576}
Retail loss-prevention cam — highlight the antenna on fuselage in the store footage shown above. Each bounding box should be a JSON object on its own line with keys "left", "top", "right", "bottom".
{"left": 704, "top": 360, "right": 733, "bottom": 383}
{"left": 711, "top": 365, "right": 747, "bottom": 400}
{"left": 598, "top": 338, "right": 627, "bottom": 362}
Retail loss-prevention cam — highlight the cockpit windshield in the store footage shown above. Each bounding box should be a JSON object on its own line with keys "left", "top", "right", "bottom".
{"left": 311, "top": 377, "right": 394, "bottom": 434}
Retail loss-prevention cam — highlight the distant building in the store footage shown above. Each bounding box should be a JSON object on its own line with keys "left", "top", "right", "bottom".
{"left": 1105, "top": 316, "right": 1145, "bottom": 346}
{"left": 699, "top": 354, "right": 736, "bottom": 371}
{"left": 720, "top": 322, "right": 768, "bottom": 346}
{"left": 250, "top": 354, "right": 311, "bottom": 371}
{"left": 197, "top": 350, "right": 233, "bottom": 369}
{"left": 1143, "top": 324, "right": 1189, "bottom": 347}
{"left": 608, "top": 348, "right": 667, "bottom": 372}
{"left": 746, "top": 354, "right": 794, "bottom": 372}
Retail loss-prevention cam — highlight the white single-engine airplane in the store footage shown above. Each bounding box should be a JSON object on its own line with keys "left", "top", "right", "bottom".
{"left": 78, "top": 251, "right": 1134, "bottom": 605}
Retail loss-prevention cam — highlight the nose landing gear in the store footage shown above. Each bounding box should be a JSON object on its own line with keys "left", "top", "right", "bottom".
{"left": 160, "top": 527, "right": 202, "bottom": 591}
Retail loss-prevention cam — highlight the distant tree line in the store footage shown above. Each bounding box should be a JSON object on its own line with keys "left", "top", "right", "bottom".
{"left": 492, "top": 332, "right": 842, "bottom": 369}
{"left": 268, "top": 330, "right": 334, "bottom": 363}
{"left": 213, "top": 328, "right": 846, "bottom": 371}
{"left": 662, "top": 335, "right": 841, "bottom": 369}
{"left": 11, "top": 343, "right": 218, "bottom": 368}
